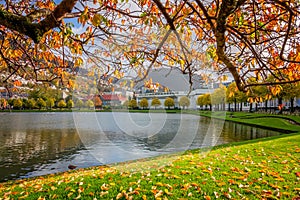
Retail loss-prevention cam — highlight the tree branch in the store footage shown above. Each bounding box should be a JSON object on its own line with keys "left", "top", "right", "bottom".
{"left": 0, "top": 0, "right": 78, "bottom": 43}
{"left": 215, "top": 0, "right": 247, "bottom": 91}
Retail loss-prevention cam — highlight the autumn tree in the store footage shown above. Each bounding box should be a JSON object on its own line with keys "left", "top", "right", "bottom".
{"left": 13, "top": 98, "right": 23, "bottom": 109}
{"left": 179, "top": 96, "right": 190, "bottom": 110}
{"left": 279, "top": 83, "right": 300, "bottom": 113}
{"left": 85, "top": 100, "right": 94, "bottom": 109}
{"left": 164, "top": 97, "right": 175, "bottom": 109}
{"left": 197, "top": 95, "right": 204, "bottom": 109}
{"left": 0, "top": 98, "right": 7, "bottom": 109}
{"left": 151, "top": 98, "right": 161, "bottom": 109}
{"left": 226, "top": 82, "right": 237, "bottom": 112}
{"left": 227, "top": 82, "right": 248, "bottom": 112}
{"left": 57, "top": 100, "right": 66, "bottom": 109}
{"left": 36, "top": 98, "right": 46, "bottom": 109}
{"left": 75, "top": 99, "right": 84, "bottom": 110}
{"left": 47, "top": 98, "right": 55, "bottom": 110}
{"left": 139, "top": 98, "right": 149, "bottom": 109}
{"left": 0, "top": 0, "right": 299, "bottom": 98}
{"left": 67, "top": 99, "right": 74, "bottom": 109}
{"left": 204, "top": 94, "right": 212, "bottom": 111}
{"left": 122, "top": 100, "right": 129, "bottom": 109}
{"left": 128, "top": 99, "right": 138, "bottom": 109}
{"left": 25, "top": 98, "right": 35, "bottom": 109}
{"left": 211, "top": 85, "right": 226, "bottom": 111}
{"left": 93, "top": 96, "right": 102, "bottom": 109}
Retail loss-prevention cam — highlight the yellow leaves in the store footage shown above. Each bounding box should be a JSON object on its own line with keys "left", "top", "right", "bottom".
{"left": 92, "top": 14, "right": 102, "bottom": 26}
{"left": 170, "top": 175, "right": 181, "bottom": 179}
{"left": 217, "top": 182, "right": 226, "bottom": 187}
{"left": 74, "top": 57, "right": 83, "bottom": 67}
{"left": 78, "top": 6, "right": 90, "bottom": 26}
{"left": 179, "top": 59, "right": 185, "bottom": 70}
{"left": 180, "top": 170, "right": 191, "bottom": 175}
{"left": 114, "top": 69, "right": 124, "bottom": 79}
{"left": 270, "top": 85, "right": 282, "bottom": 96}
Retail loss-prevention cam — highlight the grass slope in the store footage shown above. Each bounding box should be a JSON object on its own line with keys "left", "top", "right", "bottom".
{"left": 198, "top": 111, "right": 300, "bottom": 133}
{"left": 0, "top": 134, "right": 300, "bottom": 199}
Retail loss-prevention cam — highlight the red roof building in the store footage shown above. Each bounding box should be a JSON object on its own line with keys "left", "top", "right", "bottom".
{"left": 100, "top": 94, "right": 127, "bottom": 106}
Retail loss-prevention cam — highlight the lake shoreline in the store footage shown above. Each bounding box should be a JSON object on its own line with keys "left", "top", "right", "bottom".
{"left": 0, "top": 122, "right": 299, "bottom": 199}
{"left": 0, "top": 111, "right": 298, "bottom": 182}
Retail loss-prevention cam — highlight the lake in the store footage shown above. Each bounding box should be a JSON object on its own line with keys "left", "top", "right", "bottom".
{"left": 0, "top": 112, "right": 282, "bottom": 182}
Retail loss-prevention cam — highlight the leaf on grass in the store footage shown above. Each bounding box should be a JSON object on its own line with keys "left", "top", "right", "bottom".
{"left": 217, "top": 182, "right": 226, "bottom": 187}
{"left": 204, "top": 195, "right": 211, "bottom": 200}
{"left": 164, "top": 189, "right": 173, "bottom": 196}
{"left": 100, "top": 191, "right": 109, "bottom": 197}
{"left": 156, "top": 182, "right": 164, "bottom": 187}
{"left": 154, "top": 190, "right": 163, "bottom": 198}
{"left": 214, "top": 191, "right": 219, "bottom": 198}
{"left": 101, "top": 183, "right": 109, "bottom": 191}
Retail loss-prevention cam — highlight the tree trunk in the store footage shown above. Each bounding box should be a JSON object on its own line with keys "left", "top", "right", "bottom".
{"left": 249, "top": 102, "right": 253, "bottom": 112}
{"left": 255, "top": 103, "right": 258, "bottom": 111}
{"left": 240, "top": 102, "right": 243, "bottom": 111}
{"left": 234, "top": 98, "right": 237, "bottom": 112}
{"left": 228, "top": 103, "right": 231, "bottom": 111}
{"left": 278, "top": 97, "right": 283, "bottom": 114}
{"left": 291, "top": 97, "right": 294, "bottom": 113}
{"left": 265, "top": 100, "right": 268, "bottom": 112}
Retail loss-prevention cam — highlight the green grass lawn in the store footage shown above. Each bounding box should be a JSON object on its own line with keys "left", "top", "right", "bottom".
{"left": 198, "top": 111, "right": 300, "bottom": 133}
{"left": 0, "top": 112, "right": 300, "bottom": 199}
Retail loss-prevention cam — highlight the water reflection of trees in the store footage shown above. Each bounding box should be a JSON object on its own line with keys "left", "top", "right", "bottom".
{"left": 0, "top": 129, "right": 83, "bottom": 182}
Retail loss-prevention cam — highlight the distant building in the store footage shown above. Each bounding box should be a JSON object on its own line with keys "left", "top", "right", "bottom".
{"left": 100, "top": 93, "right": 127, "bottom": 107}
{"left": 134, "top": 68, "right": 213, "bottom": 109}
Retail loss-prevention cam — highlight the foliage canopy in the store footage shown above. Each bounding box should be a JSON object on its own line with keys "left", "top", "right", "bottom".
{"left": 0, "top": 0, "right": 300, "bottom": 96}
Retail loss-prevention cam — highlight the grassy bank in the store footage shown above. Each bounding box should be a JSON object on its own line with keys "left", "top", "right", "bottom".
{"left": 0, "top": 112, "right": 300, "bottom": 199}
{"left": 198, "top": 111, "right": 300, "bottom": 133}
{"left": 0, "top": 134, "right": 299, "bottom": 199}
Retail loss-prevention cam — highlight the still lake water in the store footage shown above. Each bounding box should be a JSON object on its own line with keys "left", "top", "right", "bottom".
{"left": 0, "top": 112, "right": 282, "bottom": 182}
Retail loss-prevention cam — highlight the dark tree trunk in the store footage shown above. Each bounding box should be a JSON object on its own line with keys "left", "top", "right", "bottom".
{"left": 249, "top": 103, "right": 253, "bottom": 112}
{"left": 240, "top": 102, "right": 243, "bottom": 111}
{"left": 278, "top": 97, "right": 283, "bottom": 114}
{"left": 234, "top": 98, "right": 237, "bottom": 112}
{"left": 265, "top": 100, "right": 268, "bottom": 112}
{"left": 291, "top": 97, "right": 294, "bottom": 113}
{"left": 228, "top": 103, "right": 231, "bottom": 111}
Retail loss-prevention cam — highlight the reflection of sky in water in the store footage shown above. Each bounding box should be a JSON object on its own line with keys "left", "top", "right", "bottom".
{"left": 0, "top": 112, "right": 282, "bottom": 182}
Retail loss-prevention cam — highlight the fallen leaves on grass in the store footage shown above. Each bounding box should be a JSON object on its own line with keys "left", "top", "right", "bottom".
{"left": 0, "top": 136, "right": 299, "bottom": 199}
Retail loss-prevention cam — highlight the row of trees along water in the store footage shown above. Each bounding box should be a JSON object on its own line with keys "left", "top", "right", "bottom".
{"left": 124, "top": 96, "right": 190, "bottom": 110}
{"left": 0, "top": 98, "right": 96, "bottom": 110}
{"left": 2, "top": 80, "right": 300, "bottom": 111}
{"left": 0, "top": 86, "right": 98, "bottom": 110}
{"left": 197, "top": 81, "right": 300, "bottom": 113}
